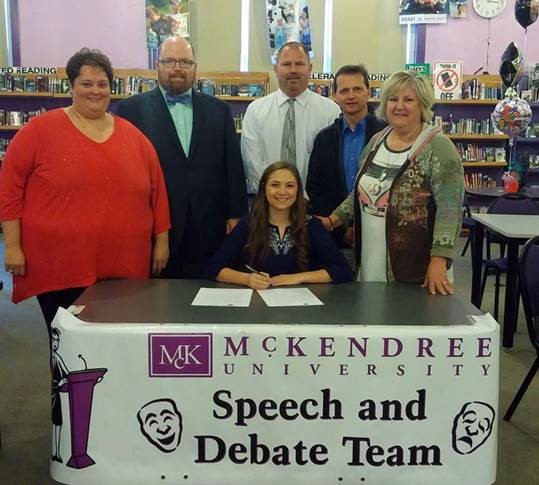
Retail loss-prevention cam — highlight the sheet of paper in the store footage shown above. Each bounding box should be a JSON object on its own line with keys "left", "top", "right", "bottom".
{"left": 257, "top": 288, "right": 323, "bottom": 307}
{"left": 191, "top": 288, "right": 253, "bottom": 307}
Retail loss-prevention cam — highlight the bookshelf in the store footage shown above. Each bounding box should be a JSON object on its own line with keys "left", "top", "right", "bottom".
{"left": 434, "top": 74, "right": 509, "bottom": 187}
{"left": 1, "top": 68, "right": 535, "bottom": 187}
{"left": 0, "top": 68, "right": 270, "bottom": 159}
{"left": 366, "top": 74, "right": 514, "bottom": 188}
{"left": 462, "top": 162, "right": 507, "bottom": 168}
{"left": 447, "top": 134, "right": 508, "bottom": 140}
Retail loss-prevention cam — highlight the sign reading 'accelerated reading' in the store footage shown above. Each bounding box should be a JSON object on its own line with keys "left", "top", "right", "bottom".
{"left": 51, "top": 310, "right": 498, "bottom": 485}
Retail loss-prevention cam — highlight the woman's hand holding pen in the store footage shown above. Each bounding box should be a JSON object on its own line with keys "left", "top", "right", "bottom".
{"left": 244, "top": 265, "right": 272, "bottom": 289}
{"left": 247, "top": 271, "right": 272, "bottom": 290}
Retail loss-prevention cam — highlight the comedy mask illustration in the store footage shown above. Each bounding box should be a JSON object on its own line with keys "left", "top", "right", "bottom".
{"left": 137, "top": 398, "right": 183, "bottom": 453}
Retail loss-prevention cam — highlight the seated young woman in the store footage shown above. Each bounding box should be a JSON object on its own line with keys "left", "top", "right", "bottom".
{"left": 207, "top": 161, "right": 353, "bottom": 289}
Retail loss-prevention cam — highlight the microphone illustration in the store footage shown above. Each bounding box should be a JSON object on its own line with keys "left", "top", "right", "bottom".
{"left": 78, "top": 354, "right": 88, "bottom": 370}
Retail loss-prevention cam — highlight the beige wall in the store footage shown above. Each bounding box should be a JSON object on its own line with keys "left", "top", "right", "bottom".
{"left": 190, "top": 0, "right": 406, "bottom": 83}
{"left": 190, "top": 0, "right": 242, "bottom": 71}
{"left": 332, "top": 0, "right": 406, "bottom": 73}
{"left": 0, "top": 0, "right": 7, "bottom": 66}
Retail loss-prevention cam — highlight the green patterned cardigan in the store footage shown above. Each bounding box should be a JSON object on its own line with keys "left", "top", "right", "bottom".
{"left": 333, "top": 123, "right": 464, "bottom": 283}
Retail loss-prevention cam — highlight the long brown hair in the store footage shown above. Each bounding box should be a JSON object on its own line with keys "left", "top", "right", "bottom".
{"left": 245, "top": 161, "right": 309, "bottom": 271}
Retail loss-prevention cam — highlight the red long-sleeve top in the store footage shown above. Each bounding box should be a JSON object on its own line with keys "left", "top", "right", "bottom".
{"left": 0, "top": 109, "right": 171, "bottom": 303}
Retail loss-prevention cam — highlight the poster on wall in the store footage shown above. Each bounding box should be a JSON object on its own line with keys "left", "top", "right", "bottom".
{"left": 266, "top": 0, "right": 313, "bottom": 63}
{"left": 449, "top": 0, "right": 468, "bottom": 18}
{"left": 405, "top": 63, "right": 431, "bottom": 78}
{"left": 145, "top": 0, "right": 190, "bottom": 48}
{"left": 433, "top": 61, "right": 463, "bottom": 100}
{"left": 399, "top": 0, "right": 449, "bottom": 24}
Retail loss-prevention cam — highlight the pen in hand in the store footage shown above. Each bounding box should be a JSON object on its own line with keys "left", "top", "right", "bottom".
{"left": 244, "top": 264, "right": 272, "bottom": 289}
{"left": 244, "top": 264, "right": 261, "bottom": 274}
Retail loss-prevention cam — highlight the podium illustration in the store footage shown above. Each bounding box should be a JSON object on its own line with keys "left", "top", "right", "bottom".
{"left": 59, "top": 368, "right": 107, "bottom": 469}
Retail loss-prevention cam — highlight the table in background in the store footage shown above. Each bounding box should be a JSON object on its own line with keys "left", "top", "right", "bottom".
{"left": 471, "top": 213, "right": 539, "bottom": 348}
{"left": 466, "top": 187, "right": 539, "bottom": 209}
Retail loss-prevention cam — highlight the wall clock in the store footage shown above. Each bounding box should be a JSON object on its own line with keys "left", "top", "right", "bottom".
{"left": 472, "top": 0, "right": 507, "bottom": 18}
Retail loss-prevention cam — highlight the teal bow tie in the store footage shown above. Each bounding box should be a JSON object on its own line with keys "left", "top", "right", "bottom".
{"left": 165, "top": 92, "right": 192, "bottom": 105}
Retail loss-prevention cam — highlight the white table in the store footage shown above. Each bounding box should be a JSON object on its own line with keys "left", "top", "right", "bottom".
{"left": 48, "top": 280, "right": 499, "bottom": 485}
{"left": 471, "top": 214, "right": 539, "bottom": 347}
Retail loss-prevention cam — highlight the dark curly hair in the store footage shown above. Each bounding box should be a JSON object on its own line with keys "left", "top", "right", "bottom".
{"left": 245, "top": 161, "right": 309, "bottom": 271}
{"left": 65, "top": 48, "right": 113, "bottom": 86}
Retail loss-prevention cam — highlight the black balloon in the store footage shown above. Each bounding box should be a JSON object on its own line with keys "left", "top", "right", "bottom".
{"left": 499, "top": 42, "right": 522, "bottom": 88}
{"left": 515, "top": 0, "right": 539, "bottom": 29}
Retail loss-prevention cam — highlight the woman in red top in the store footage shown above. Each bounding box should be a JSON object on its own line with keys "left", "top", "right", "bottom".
{"left": 0, "top": 48, "right": 171, "bottom": 339}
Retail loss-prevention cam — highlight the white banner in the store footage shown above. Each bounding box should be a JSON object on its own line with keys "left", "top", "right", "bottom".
{"left": 50, "top": 309, "right": 499, "bottom": 484}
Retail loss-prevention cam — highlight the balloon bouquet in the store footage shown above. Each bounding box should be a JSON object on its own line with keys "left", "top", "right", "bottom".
{"left": 491, "top": 1, "right": 538, "bottom": 191}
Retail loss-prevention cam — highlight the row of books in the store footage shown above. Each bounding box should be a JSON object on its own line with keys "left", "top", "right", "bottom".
{"left": 462, "top": 79, "right": 503, "bottom": 101}
{"left": 0, "top": 108, "right": 46, "bottom": 127}
{"left": 523, "top": 86, "right": 539, "bottom": 103}
{"left": 232, "top": 113, "right": 244, "bottom": 132}
{"left": 0, "top": 73, "right": 159, "bottom": 96}
{"left": 454, "top": 143, "right": 505, "bottom": 163}
{"left": 464, "top": 172, "right": 497, "bottom": 189}
{"left": 371, "top": 87, "right": 382, "bottom": 99}
{"left": 44, "top": 77, "right": 159, "bottom": 96}
{"left": 0, "top": 74, "right": 54, "bottom": 93}
{"left": 108, "top": 77, "right": 158, "bottom": 96}
{"left": 529, "top": 63, "right": 539, "bottom": 89}
{"left": 196, "top": 80, "right": 266, "bottom": 98}
{"left": 0, "top": 138, "right": 10, "bottom": 157}
{"left": 434, "top": 116, "right": 497, "bottom": 135}
{"left": 307, "top": 83, "right": 331, "bottom": 97}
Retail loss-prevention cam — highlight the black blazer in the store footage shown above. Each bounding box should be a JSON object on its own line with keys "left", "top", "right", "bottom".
{"left": 116, "top": 88, "right": 248, "bottom": 257}
{"left": 306, "top": 109, "right": 387, "bottom": 216}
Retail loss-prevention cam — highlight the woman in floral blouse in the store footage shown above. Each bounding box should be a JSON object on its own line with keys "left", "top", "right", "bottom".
{"left": 324, "top": 71, "right": 464, "bottom": 295}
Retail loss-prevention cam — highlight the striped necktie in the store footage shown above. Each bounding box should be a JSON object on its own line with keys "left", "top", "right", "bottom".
{"left": 280, "top": 98, "right": 296, "bottom": 165}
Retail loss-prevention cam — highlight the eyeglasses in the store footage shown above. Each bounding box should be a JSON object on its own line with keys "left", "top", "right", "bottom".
{"left": 158, "top": 58, "right": 196, "bottom": 69}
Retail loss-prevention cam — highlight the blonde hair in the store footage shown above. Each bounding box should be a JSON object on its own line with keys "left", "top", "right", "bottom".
{"left": 376, "top": 71, "right": 434, "bottom": 123}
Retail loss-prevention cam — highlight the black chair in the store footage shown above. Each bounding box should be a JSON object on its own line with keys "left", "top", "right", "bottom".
{"left": 479, "top": 193, "right": 539, "bottom": 321}
{"left": 504, "top": 235, "right": 539, "bottom": 420}
{"left": 523, "top": 169, "right": 539, "bottom": 189}
{"left": 0, "top": 279, "right": 2, "bottom": 450}
{"left": 460, "top": 195, "right": 476, "bottom": 257}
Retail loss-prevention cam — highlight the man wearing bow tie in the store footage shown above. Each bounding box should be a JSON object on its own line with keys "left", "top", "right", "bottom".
{"left": 117, "top": 36, "right": 247, "bottom": 278}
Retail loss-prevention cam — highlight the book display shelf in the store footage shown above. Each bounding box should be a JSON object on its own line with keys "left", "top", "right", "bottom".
{"left": 367, "top": 74, "right": 515, "bottom": 188}
{"left": 434, "top": 75, "right": 509, "bottom": 188}
{"left": 1, "top": 69, "right": 536, "bottom": 188}
{"left": 0, "top": 69, "right": 270, "bottom": 160}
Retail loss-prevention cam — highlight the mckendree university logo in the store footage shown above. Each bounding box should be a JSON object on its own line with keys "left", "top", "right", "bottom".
{"left": 149, "top": 333, "right": 213, "bottom": 377}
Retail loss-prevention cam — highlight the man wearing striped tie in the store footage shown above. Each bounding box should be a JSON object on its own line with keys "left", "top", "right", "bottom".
{"left": 241, "top": 42, "right": 341, "bottom": 193}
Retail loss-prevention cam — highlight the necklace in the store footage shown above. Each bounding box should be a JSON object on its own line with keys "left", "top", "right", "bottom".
{"left": 365, "top": 147, "right": 408, "bottom": 197}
